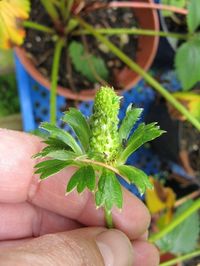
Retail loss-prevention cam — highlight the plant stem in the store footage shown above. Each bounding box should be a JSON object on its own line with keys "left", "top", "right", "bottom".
{"left": 65, "top": 0, "right": 74, "bottom": 21}
{"left": 23, "top": 21, "right": 55, "bottom": 34}
{"left": 40, "top": 0, "right": 60, "bottom": 23}
{"left": 105, "top": 209, "right": 114, "bottom": 228}
{"left": 50, "top": 38, "right": 64, "bottom": 124}
{"left": 86, "top": 2, "right": 188, "bottom": 15}
{"left": 76, "top": 17, "right": 200, "bottom": 131}
{"left": 75, "top": 158, "right": 129, "bottom": 183}
{"left": 73, "top": 28, "right": 188, "bottom": 40}
{"left": 159, "top": 249, "right": 200, "bottom": 266}
{"left": 149, "top": 198, "right": 200, "bottom": 243}
{"left": 175, "top": 190, "right": 200, "bottom": 208}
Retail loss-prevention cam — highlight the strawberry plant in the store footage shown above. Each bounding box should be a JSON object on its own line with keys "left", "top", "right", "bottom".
{"left": 34, "top": 86, "right": 164, "bottom": 227}
{"left": 162, "top": 0, "right": 200, "bottom": 91}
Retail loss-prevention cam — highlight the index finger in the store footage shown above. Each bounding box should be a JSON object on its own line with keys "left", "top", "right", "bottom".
{"left": 0, "top": 129, "right": 150, "bottom": 239}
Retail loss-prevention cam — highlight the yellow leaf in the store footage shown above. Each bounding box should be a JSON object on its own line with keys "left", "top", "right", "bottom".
{"left": 145, "top": 177, "right": 176, "bottom": 215}
{"left": 173, "top": 92, "right": 200, "bottom": 122}
{"left": 0, "top": 0, "right": 30, "bottom": 49}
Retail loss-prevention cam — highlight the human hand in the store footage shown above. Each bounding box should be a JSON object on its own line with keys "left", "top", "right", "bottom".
{"left": 0, "top": 129, "right": 159, "bottom": 266}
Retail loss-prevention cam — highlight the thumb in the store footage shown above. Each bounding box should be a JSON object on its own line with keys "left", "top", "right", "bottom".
{"left": 0, "top": 228, "right": 134, "bottom": 266}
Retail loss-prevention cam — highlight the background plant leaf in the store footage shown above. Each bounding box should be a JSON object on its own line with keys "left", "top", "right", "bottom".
{"left": 62, "top": 108, "right": 91, "bottom": 151}
{"left": 173, "top": 92, "right": 200, "bottom": 121}
{"left": 0, "top": 0, "right": 30, "bottom": 49}
{"left": 95, "top": 169, "right": 122, "bottom": 211}
{"left": 119, "top": 106, "right": 143, "bottom": 142}
{"left": 117, "top": 165, "right": 153, "bottom": 195}
{"left": 175, "top": 39, "right": 200, "bottom": 90}
{"left": 187, "top": 0, "right": 200, "bottom": 33}
{"left": 161, "top": 0, "right": 186, "bottom": 18}
{"left": 66, "top": 165, "right": 96, "bottom": 193}
{"left": 156, "top": 200, "right": 200, "bottom": 254}
{"left": 68, "top": 41, "right": 109, "bottom": 83}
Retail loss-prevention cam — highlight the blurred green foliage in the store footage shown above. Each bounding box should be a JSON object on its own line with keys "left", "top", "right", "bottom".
{"left": 0, "top": 73, "right": 20, "bottom": 117}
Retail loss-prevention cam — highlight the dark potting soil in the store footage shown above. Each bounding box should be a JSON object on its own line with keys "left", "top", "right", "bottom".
{"left": 145, "top": 96, "right": 200, "bottom": 187}
{"left": 24, "top": 0, "right": 138, "bottom": 92}
{"left": 164, "top": 15, "right": 187, "bottom": 35}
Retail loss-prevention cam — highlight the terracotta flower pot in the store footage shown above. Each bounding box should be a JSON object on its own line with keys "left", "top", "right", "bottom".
{"left": 15, "top": 0, "right": 159, "bottom": 101}
{"left": 160, "top": 252, "right": 180, "bottom": 266}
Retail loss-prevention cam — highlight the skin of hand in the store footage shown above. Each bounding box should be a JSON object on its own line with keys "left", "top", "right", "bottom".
{"left": 0, "top": 129, "right": 159, "bottom": 266}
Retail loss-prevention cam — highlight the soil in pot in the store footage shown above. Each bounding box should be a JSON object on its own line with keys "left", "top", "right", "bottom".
{"left": 24, "top": 0, "right": 138, "bottom": 93}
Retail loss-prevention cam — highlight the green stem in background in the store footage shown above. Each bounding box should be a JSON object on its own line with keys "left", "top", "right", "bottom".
{"left": 105, "top": 209, "right": 114, "bottom": 229}
{"left": 65, "top": 18, "right": 79, "bottom": 34}
{"left": 65, "top": 0, "right": 74, "bottom": 21}
{"left": 40, "top": 0, "right": 60, "bottom": 23}
{"left": 50, "top": 38, "right": 64, "bottom": 124}
{"left": 23, "top": 21, "right": 55, "bottom": 34}
{"left": 73, "top": 28, "right": 189, "bottom": 40}
{"left": 149, "top": 198, "right": 200, "bottom": 243}
{"left": 77, "top": 17, "right": 200, "bottom": 131}
{"left": 159, "top": 249, "right": 200, "bottom": 266}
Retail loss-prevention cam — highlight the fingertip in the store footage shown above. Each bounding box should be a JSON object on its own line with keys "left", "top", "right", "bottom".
{"left": 0, "top": 130, "right": 43, "bottom": 203}
{"left": 96, "top": 229, "right": 134, "bottom": 266}
{"left": 112, "top": 189, "right": 151, "bottom": 240}
{"left": 132, "top": 240, "right": 160, "bottom": 266}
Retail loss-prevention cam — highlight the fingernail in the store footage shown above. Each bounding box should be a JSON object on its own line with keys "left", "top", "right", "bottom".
{"left": 96, "top": 229, "right": 134, "bottom": 266}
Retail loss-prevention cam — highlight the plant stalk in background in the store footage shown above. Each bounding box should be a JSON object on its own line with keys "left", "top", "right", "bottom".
{"left": 77, "top": 17, "right": 200, "bottom": 131}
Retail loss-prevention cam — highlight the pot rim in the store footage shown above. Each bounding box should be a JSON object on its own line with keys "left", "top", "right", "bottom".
{"left": 15, "top": 0, "right": 159, "bottom": 101}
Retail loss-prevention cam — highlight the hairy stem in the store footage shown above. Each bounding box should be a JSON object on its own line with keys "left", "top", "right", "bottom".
{"left": 50, "top": 38, "right": 64, "bottom": 124}
{"left": 149, "top": 198, "right": 200, "bottom": 243}
{"left": 73, "top": 28, "right": 189, "bottom": 40}
{"left": 75, "top": 158, "right": 129, "bottom": 182}
{"left": 23, "top": 21, "right": 55, "bottom": 34}
{"left": 159, "top": 249, "right": 200, "bottom": 266}
{"left": 105, "top": 209, "right": 114, "bottom": 229}
{"left": 76, "top": 17, "right": 200, "bottom": 131}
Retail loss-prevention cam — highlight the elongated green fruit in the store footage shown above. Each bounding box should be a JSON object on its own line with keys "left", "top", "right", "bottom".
{"left": 90, "top": 86, "right": 121, "bottom": 162}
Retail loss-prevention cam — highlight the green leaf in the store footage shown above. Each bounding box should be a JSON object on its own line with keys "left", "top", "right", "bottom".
{"left": 33, "top": 136, "right": 75, "bottom": 158}
{"left": 66, "top": 165, "right": 96, "bottom": 193}
{"left": 33, "top": 146, "right": 59, "bottom": 158}
{"left": 44, "top": 137, "right": 72, "bottom": 149}
{"left": 68, "top": 41, "right": 109, "bottom": 83}
{"left": 40, "top": 122, "right": 82, "bottom": 155}
{"left": 119, "top": 106, "right": 143, "bottom": 142}
{"left": 118, "top": 122, "right": 165, "bottom": 164}
{"left": 161, "top": 0, "right": 186, "bottom": 17}
{"left": 35, "top": 159, "right": 72, "bottom": 180}
{"left": 187, "top": 0, "right": 200, "bottom": 33}
{"left": 95, "top": 169, "right": 122, "bottom": 211}
{"left": 42, "top": 150, "right": 77, "bottom": 161}
{"left": 117, "top": 165, "right": 153, "bottom": 195}
{"left": 156, "top": 200, "right": 200, "bottom": 254}
{"left": 175, "top": 39, "right": 200, "bottom": 90}
{"left": 62, "top": 108, "right": 91, "bottom": 151}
